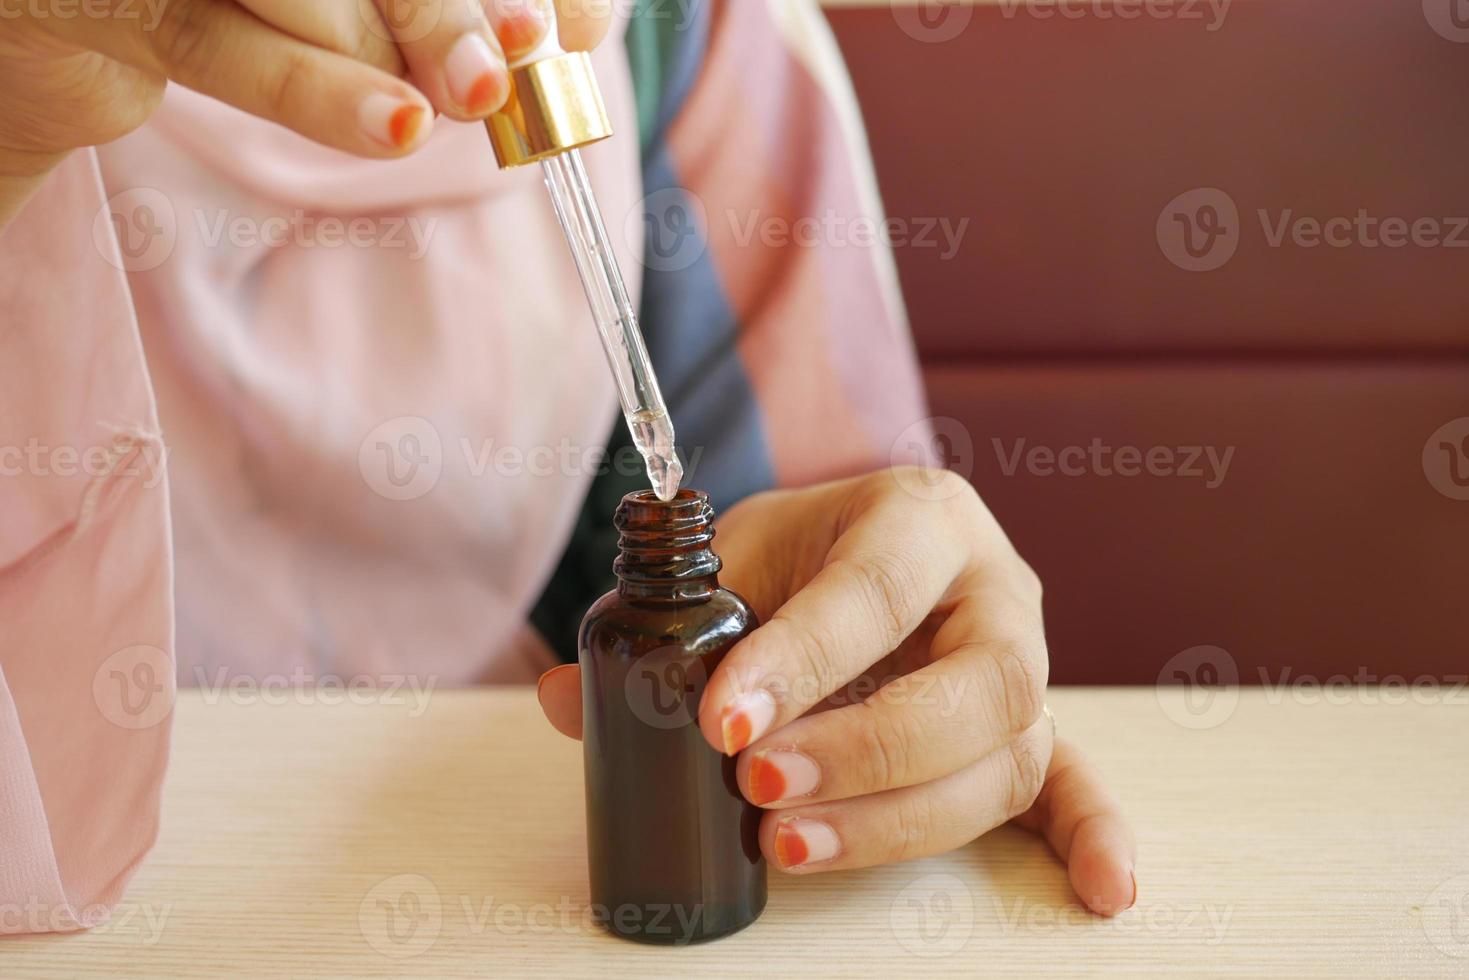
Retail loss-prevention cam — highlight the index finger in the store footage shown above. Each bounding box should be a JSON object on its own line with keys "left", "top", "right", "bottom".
{"left": 697, "top": 475, "right": 974, "bottom": 755}
{"left": 50, "top": 0, "right": 434, "bottom": 156}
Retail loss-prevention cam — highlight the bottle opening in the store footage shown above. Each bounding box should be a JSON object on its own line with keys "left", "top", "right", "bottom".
{"left": 626, "top": 488, "right": 701, "bottom": 502}
{"left": 614, "top": 489, "right": 720, "bottom": 597}
{"left": 621, "top": 487, "right": 705, "bottom": 515}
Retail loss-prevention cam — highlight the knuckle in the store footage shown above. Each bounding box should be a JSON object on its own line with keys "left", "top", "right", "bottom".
{"left": 887, "top": 794, "right": 934, "bottom": 863}
{"left": 932, "top": 467, "right": 977, "bottom": 505}
{"left": 343, "top": 20, "right": 390, "bottom": 70}
{"left": 56, "top": 71, "right": 166, "bottom": 147}
{"left": 855, "top": 705, "right": 912, "bottom": 791}
{"left": 1015, "top": 556, "right": 1044, "bottom": 604}
{"left": 264, "top": 50, "right": 315, "bottom": 119}
{"left": 150, "top": 0, "right": 222, "bottom": 78}
{"left": 993, "top": 643, "right": 1047, "bottom": 736}
{"left": 842, "top": 551, "right": 924, "bottom": 651}
{"left": 941, "top": 474, "right": 995, "bottom": 534}
{"left": 1005, "top": 730, "right": 1049, "bottom": 817}
{"left": 781, "top": 617, "right": 845, "bottom": 703}
{"left": 859, "top": 467, "right": 903, "bottom": 502}
{"left": 124, "top": 75, "right": 167, "bottom": 125}
{"left": 881, "top": 466, "right": 975, "bottom": 511}
{"left": 889, "top": 464, "right": 956, "bottom": 490}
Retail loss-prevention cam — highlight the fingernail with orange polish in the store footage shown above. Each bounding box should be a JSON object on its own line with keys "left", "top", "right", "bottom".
{"left": 774, "top": 819, "right": 840, "bottom": 871}
{"left": 360, "top": 93, "right": 426, "bottom": 150}
{"left": 749, "top": 750, "right": 820, "bottom": 805}
{"left": 446, "top": 34, "right": 507, "bottom": 114}
{"left": 720, "top": 690, "right": 776, "bottom": 755}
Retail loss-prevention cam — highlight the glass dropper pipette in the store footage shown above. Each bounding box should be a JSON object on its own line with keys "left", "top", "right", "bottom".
{"left": 482, "top": 27, "right": 683, "bottom": 502}
{"left": 539, "top": 149, "right": 683, "bottom": 501}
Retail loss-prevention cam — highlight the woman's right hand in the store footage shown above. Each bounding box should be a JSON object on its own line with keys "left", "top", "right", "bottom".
{"left": 0, "top": 0, "right": 610, "bottom": 182}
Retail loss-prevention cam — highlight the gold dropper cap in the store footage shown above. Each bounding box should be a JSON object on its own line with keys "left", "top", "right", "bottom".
{"left": 486, "top": 51, "right": 613, "bottom": 168}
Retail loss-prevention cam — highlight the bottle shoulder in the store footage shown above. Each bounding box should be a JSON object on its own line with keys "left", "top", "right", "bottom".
{"left": 581, "top": 587, "right": 757, "bottom": 650}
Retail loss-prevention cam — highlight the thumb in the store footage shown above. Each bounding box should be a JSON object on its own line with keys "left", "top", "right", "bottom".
{"left": 536, "top": 664, "right": 583, "bottom": 739}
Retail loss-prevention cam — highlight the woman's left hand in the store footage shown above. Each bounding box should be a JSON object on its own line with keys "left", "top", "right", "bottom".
{"left": 538, "top": 468, "right": 1136, "bottom": 915}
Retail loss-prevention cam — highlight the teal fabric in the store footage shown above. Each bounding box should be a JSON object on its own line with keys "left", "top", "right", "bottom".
{"left": 624, "top": 0, "right": 672, "bottom": 153}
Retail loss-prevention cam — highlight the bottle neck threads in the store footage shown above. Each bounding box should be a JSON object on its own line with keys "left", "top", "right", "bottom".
{"left": 614, "top": 489, "right": 721, "bottom": 601}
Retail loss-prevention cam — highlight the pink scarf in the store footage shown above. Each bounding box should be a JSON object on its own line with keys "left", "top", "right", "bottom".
{"left": 106, "top": 18, "right": 642, "bottom": 688}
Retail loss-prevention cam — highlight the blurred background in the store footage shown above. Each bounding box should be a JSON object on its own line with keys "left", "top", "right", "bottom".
{"left": 821, "top": 0, "right": 1469, "bottom": 684}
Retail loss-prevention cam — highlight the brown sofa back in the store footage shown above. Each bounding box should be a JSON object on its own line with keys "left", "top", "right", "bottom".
{"left": 827, "top": 1, "right": 1469, "bottom": 683}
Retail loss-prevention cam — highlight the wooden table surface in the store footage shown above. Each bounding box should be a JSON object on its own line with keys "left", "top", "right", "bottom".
{"left": 3, "top": 686, "right": 1466, "bottom": 977}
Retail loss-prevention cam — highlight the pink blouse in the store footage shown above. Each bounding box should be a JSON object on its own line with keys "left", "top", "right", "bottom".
{"left": 0, "top": 2, "right": 926, "bottom": 934}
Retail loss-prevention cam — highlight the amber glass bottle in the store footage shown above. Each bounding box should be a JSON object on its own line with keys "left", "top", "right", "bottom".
{"left": 578, "top": 489, "right": 767, "bottom": 945}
